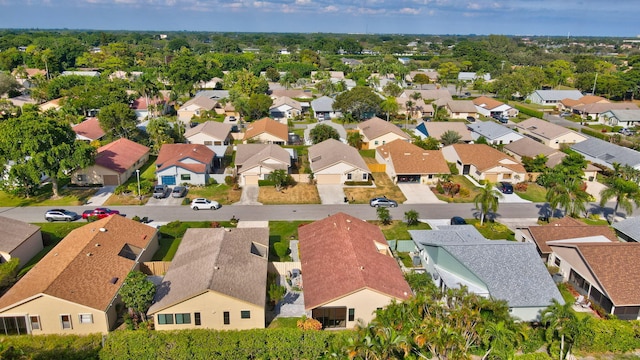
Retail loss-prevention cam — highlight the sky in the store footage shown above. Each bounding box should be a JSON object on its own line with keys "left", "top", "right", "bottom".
{"left": 1, "top": 0, "right": 639, "bottom": 37}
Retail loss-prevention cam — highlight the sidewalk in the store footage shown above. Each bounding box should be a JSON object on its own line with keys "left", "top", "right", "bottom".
{"left": 83, "top": 186, "right": 116, "bottom": 206}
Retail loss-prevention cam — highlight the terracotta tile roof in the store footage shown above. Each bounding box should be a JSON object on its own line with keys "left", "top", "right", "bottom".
{"left": 529, "top": 217, "right": 618, "bottom": 255}
{"left": 130, "top": 95, "right": 168, "bottom": 111}
{"left": 72, "top": 118, "right": 106, "bottom": 141}
{"left": 244, "top": 117, "right": 289, "bottom": 142}
{"left": 472, "top": 96, "right": 505, "bottom": 110}
{"left": 357, "top": 116, "right": 411, "bottom": 141}
{"left": 235, "top": 144, "right": 291, "bottom": 174}
{"left": 148, "top": 228, "right": 269, "bottom": 313}
{"left": 561, "top": 95, "right": 608, "bottom": 107}
{"left": 447, "top": 144, "right": 526, "bottom": 173}
{"left": 0, "top": 216, "right": 157, "bottom": 312}
{"left": 183, "top": 121, "right": 232, "bottom": 141}
{"left": 156, "top": 144, "right": 215, "bottom": 173}
{"left": 377, "top": 139, "right": 450, "bottom": 175}
{"left": 308, "top": 139, "right": 369, "bottom": 173}
{"left": 0, "top": 217, "right": 40, "bottom": 253}
{"left": 96, "top": 138, "right": 149, "bottom": 174}
{"left": 421, "top": 122, "right": 473, "bottom": 142}
{"left": 298, "top": 213, "right": 411, "bottom": 310}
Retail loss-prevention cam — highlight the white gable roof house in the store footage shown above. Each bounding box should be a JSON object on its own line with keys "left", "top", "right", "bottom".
{"left": 467, "top": 121, "right": 524, "bottom": 145}
{"left": 527, "top": 90, "right": 584, "bottom": 106}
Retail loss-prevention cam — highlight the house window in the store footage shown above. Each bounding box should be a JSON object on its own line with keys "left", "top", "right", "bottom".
{"left": 382, "top": 141, "right": 386, "bottom": 145}
{"left": 180, "top": 174, "right": 191, "bottom": 181}
{"left": 348, "top": 308, "right": 355, "bottom": 322}
{"left": 204, "top": 141, "right": 213, "bottom": 146}
{"left": 30, "top": 316, "right": 40, "bottom": 331}
{"left": 157, "top": 314, "right": 174, "bottom": 325}
{"left": 241, "top": 310, "right": 251, "bottom": 319}
{"left": 76, "top": 174, "right": 86, "bottom": 182}
{"left": 175, "top": 313, "right": 191, "bottom": 324}
{"left": 79, "top": 314, "right": 93, "bottom": 324}
{"left": 223, "top": 311, "right": 230, "bottom": 325}
{"left": 503, "top": 174, "right": 512, "bottom": 179}
{"left": 347, "top": 173, "right": 352, "bottom": 180}
{"left": 428, "top": 174, "right": 433, "bottom": 179}
{"left": 362, "top": 173, "right": 368, "bottom": 181}
{"left": 60, "top": 315, "right": 72, "bottom": 330}
{"left": 554, "top": 257, "right": 561, "bottom": 267}
{"left": 194, "top": 312, "right": 201, "bottom": 326}
{"left": 374, "top": 141, "right": 379, "bottom": 145}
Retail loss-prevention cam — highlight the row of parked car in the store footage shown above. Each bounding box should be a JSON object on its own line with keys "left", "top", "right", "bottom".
{"left": 153, "top": 184, "right": 187, "bottom": 199}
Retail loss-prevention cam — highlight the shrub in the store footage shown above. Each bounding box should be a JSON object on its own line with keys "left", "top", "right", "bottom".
{"left": 224, "top": 175, "right": 235, "bottom": 186}
{"left": 273, "top": 242, "right": 290, "bottom": 260}
{"left": 114, "top": 184, "right": 128, "bottom": 195}
{"left": 208, "top": 178, "right": 218, "bottom": 185}
{"left": 515, "top": 182, "right": 528, "bottom": 192}
{"left": 513, "top": 104, "right": 544, "bottom": 119}
{"left": 296, "top": 316, "right": 322, "bottom": 331}
{"left": 268, "top": 283, "right": 286, "bottom": 304}
{"left": 447, "top": 162, "right": 459, "bottom": 175}
{"left": 131, "top": 215, "right": 141, "bottom": 222}
{"left": 458, "top": 187, "right": 470, "bottom": 198}
{"left": 258, "top": 179, "right": 276, "bottom": 187}
{"left": 210, "top": 221, "right": 221, "bottom": 228}
{"left": 581, "top": 127, "right": 609, "bottom": 141}
{"left": 344, "top": 180, "right": 373, "bottom": 186}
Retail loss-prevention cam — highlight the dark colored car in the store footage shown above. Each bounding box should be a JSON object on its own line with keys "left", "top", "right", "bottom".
{"left": 172, "top": 186, "right": 187, "bottom": 198}
{"left": 450, "top": 216, "right": 467, "bottom": 225}
{"left": 499, "top": 182, "right": 514, "bottom": 194}
{"left": 82, "top": 208, "right": 122, "bottom": 220}
{"left": 369, "top": 197, "right": 398, "bottom": 207}
{"left": 45, "top": 209, "right": 80, "bottom": 222}
{"left": 153, "top": 184, "right": 170, "bottom": 199}
{"left": 466, "top": 116, "right": 476, "bottom": 122}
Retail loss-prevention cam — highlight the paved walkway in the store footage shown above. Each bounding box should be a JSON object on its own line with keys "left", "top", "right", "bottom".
{"left": 235, "top": 185, "right": 261, "bottom": 205}
{"left": 83, "top": 186, "right": 116, "bottom": 206}
{"left": 585, "top": 181, "right": 607, "bottom": 203}
{"left": 317, "top": 184, "right": 346, "bottom": 204}
{"left": 398, "top": 183, "right": 445, "bottom": 204}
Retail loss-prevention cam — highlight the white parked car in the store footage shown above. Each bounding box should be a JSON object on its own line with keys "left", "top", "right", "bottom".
{"left": 190, "top": 198, "right": 221, "bottom": 210}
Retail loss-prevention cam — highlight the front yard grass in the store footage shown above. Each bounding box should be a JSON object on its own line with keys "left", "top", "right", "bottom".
{"left": 433, "top": 175, "right": 481, "bottom": 203}
{"left": 103, "top": 194, "right": 147, "bottom": 206}
{"left": 187, "top": 183, "right": 242, "bottom": 205}
{"left": 466, "top": 219, "right": 515, "bottom": 240}
{"left": 259, "top": 183, "right": 320, "bottom": 205}
{"left": 515, "top": 182, "right": 547, "bottom": 202}
{"left": 344, "top": 172, "right": 406, "bottom": 204}
{"left": 19, "top": 222, "right": 86, "bottom": 276}
{"left": 397, "top": 252, "right": 415, "bottom": 268}
{"left": 0, "top": 184, "right": 97, "bottom": 207}
{"left": 371, "top": 220, "right": 432, "bottom": 240}
{"left": 267, "top": 317, "right": 302, "bottom": 329}
{"left": 153, "top": 220, "right": 236, "bottom": 261}
{"left": 269, "top": 221, "right": 311, "bottom": 262}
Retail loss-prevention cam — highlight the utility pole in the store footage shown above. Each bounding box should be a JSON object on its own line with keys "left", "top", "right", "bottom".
{"left": 592, "top": 73, "right": 598, "bottom": 95}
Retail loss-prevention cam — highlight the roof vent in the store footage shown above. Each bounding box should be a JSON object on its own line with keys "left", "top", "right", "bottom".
{"left": 110, "top": 277, "right": 118, "bottom": 284}
{"left": 86, "top": 253, "right": 92, "bottom": 257}
{"left": 214, "top": 266, "right": 219, "bottom": 270}
{"left": 95, "top": 243, "right": 100, "bottom": 247}
{"left": 99, "top": 228, "right": 107, "bottom": 232}
{"left": 359, "top": 266, "right": 365, "bottom": 270}
{"left": 224, "top": 228, "right": 231, "bottom": 232}
{"left": 346, "top": 219, "right": 351, "bottom": 223}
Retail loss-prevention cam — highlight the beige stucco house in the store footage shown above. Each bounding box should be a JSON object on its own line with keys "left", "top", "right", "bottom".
{"left": 235, "top": 144, "right": 291, "bottom": 186}
{"left": 71, "top": 138, "right": 150, "bottom": 186}
{"left": 514, "top": 117, "right": 587, "bottom": 150}
{"left": 444, "top": 100, "right": 478, "bottom": 120}
{"left": 243, "top": 117, "right": 289, "bottom": 145}
{"left": 0, "top": 216, "right": 158, "bottom": 335}
{"left": 0, "top": 217, "right": 42, "bottom": 268}
{"left": 298, "top": 213, "right": 411, "bottom": 329}
{"left": 442, "top": 143, "right": 526, "bottom": 183}
{"left": 148, "top": 227, "right": 268, "bottom": 330}
{"left": 184, "top": 121, "right": 233, "bottom": 146}
{"left": 357, "top": 116, "right": 411, "bottom": 149}
{"left": 308, "top": 139, "right": 370, "bottom": 184}
{"left": 177, "top": 96, "right": 218, "bottom": 125}
{"left": 376, "top": 139, "right": 450, "bottom": 184}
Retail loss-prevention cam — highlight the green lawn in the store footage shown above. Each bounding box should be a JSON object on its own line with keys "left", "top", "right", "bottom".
{"left": 153, "top": 221, "right": 236, "bottom": 261}
{"left": 185, "top": 183, "right": 241, "bottom": 205}
{"left": 372, "top": 220, "right": 432, "bottom": 240}
{"left": 0, "top": 183, "right": 98, "bottom": 207}
{"left": 466, "top": 219, "right": 515, "bottom": 240}
{"left": 359, "top": 149, "right": 376, "bottom": 158}
{"left": 19, "top": 222, "right": 86, "bottom": 276}
{"left": 397, "top": 252, "right": 414, "bottom": 268}
{"left": 269, "top": 221, "right": 311, "bottom": 261}
{"left": 267, "top": 317, "right": 302, "bottom": 329}
{"left": 515, "top": 182, "right": 547, "bottom": 202}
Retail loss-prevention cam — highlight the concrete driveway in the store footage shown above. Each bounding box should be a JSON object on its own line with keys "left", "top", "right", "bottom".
{"left": 398, "top": 183, "right": 445, "bottom": 204}
{"left": 317, "top": 184, "right": 346, "bottom": 204}
{"left": 304, "top": 122, "right": 348, "bottom": 145}
{"left": 235, "top": 185, "right": 262, "bottom": 205}
{"left": 498, "top": 191, "right": 532, "bottom": 204}
{"left": 586, "top": 181, "right": 607, "bottom": 203}
{"left": 84, "top": 186, "right": 115, "bottom": 206}
{"left": 145, "top": 194, "right": 184, "bottom": 206}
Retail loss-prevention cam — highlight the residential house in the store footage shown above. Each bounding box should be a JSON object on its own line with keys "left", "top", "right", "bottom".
{"left": 39, "top": 98, "right": 63, "bottom": 112}
{"left": 197, "top": 77, "right": 223, "bottom": 89}
{"left": 235, "top": 144, "right": 291, "bottom": 186}
{"left": 298, "top": 213, "right": 411, "bottom": 328}
{"left": 308, "top": 139, "right": 370, "bottom": 184}
{"left": 559, "top": 95, "right": 609, "bottom": 112}
{"left": 269, "top": 96, "right": 302, "bottom": 119}
{"left": 357, "top": 116, "right": 411, "bottom": 149}
{"left": 516, "top": 217, "right": 618, "bottom": 262}
{"left": 410, "top": 226, "right": 563, "bottom": 322}
{"left": 0, "top": 215, "right": 158, "bottom": 335}
{"left": 184, "top": 121, "right": 233, "bottom": 146}
{"left": 108, "top": 71, "right": 142, "bottom": 81}
{"left": 72, "top": 118, "right": 105, "bottom": 142}
{"left": 503, "top": 137, "right": 567, "bottom": 168}
{"left": 12, "top": 68, "right": 47, "bottom": 88}
{"left": 376, "top": 139, "right": 450, "bottom": 184}
{"left": 573, "top": 103, "right": 639, "bottom": 123}
{"left": 442, "top": 144, "right": 526, "bottom": 183}
{"left": 599, "top": 109, "right": 640, "bottom": 127}
{"left": 571, "top": 137, "right": 640, "bottom": 171}
{"left": 243, "top": 117, "right": 289, "bottom": 145}
{"left": 472, "top": 96, "right": 518, "bottom": 118}
{"left": 467, "top": 121, "right": 524, "bottom": 145}
{"left": 130, "top": 93, "right": 170, "bottom": 121}
{"left": 194, "top": 90, "right": 230, "bottom": 100}
{"left": 177, "top": 97, "right": 218, "bottom": 125}
{"left": 612, "top": 216, "right": 640, "bottom": 243}
{"left": 458, "top": 72, "right": 491, "bottom": 82}
{"left": 72, "top": 138, "right": 149, "bottom": 186}
{"left": 443, "top": 100, "right": 478, "bottom": 120}
{"left": 61, "top": 71, "right": 100, "bottom": 78}
{"left": 414, "top": 122, "right": 473, "bottom": 144}
{"left": 155, "top": 144, "right": 215, "bottom": 186}
{"left": 514, "top": 117, "right": 587, "bottom": 149}
{"left": 0, "top": 217, "right": 42, "bottom": 268}
{"left": 527, "top": 90, "right": 584, "bottom": 106}
{"left": 400, "top": 89, "right": 452, "bottom": 102}
{"left": 396, "top": 97, "right": 434, "bottom": 119}
{"left": 311, "top": 96, "right": 340, "bottom": 121}
{"left": 148, "top": 227, "right": 268, "bottom": 330}
{"left": 406, "top": 70, "right": 439, "bottom": 84}
{"left": 549, "top": 242, "right": 640, "bottom": 320}
{"left": 269, "top": 89, "right": 313, "bottom": 100}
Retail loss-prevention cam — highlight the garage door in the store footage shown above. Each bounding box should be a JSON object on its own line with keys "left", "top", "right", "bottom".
{"left": 316, "top": 174, "right": 342, "bottom": 184}
{"left": 161, "top": 175, "right": 176, "bottom": 185}
{"left": 103, "top": 175, "right": 119, "bottom": 186}
{"left": 397, "top": 175, "right": 421, "bottom": 183}
{"left": 485, "top": 173, "right": 498, "bottom": 183}
{"left": 244, "top": 175, "right": 259, "bottom": 185}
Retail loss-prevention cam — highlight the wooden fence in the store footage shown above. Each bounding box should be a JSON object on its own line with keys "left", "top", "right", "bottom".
{"left": 368, "top": 163, "right": 386, "bottom": 173}
{"left": 140, "top": 261, "right": 171, "bottom": 276}
{"left": 290, "top": 174, "right": 310, "bottom": 183}
{"left": 268, "top": 262, "right": 301, "bottom": 276}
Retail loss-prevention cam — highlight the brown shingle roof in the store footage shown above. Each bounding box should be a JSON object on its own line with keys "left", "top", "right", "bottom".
{"left": 235, "top": 144, "right": 291, "bottom": 174}
{"left": 244, "top": 117, "right": 288, "bottom": 142}
{"left": 148, "top": 227, "right": 269, "bottom": 313}
{"left": 529, "top": 217, "right": 618, "bottom": 255}
{"left": 357, "top": 116, "right": 411, "bottom": 141}
{"left": 377, "top": 139, "right": 450, "bottom": 175}
{"left": 308, "top": 139, "right": 369, "bottom": 173}
{"left": 298, "top": 213, "right": 411, "bottom": 310}
{"left": 574, "top": 102, "right": 639, "bottom": 114}
{"left": 96, "top": 138, "right": 149, "bottom": 174}
{"left": 155, "top": 144, "right": 215, "bottom": 173}
{"left": 0, "top": 216, "right": 157, "bottom": 311}
{"left": 561, "top": 95, "right": 608, "bottom": 107}
{"left": 515, "top": 117, "right": 580, "bottom": 141}
{"left": 271, "top": 96, "right": 302, "bottom": 111}
{"left": 448, "top": 144, "right": 526, "bottom": 173}
{"left": 0, "top": 217, "right": 40, "bottom": 253}
{"left": 183, "top": 121, "right": 232, "bottom": 141}
{"left": 446, "top": 100, "right": 477, "bottom": 113}
{"left": 72, "top": 118, "right": 106, "bottom": 141}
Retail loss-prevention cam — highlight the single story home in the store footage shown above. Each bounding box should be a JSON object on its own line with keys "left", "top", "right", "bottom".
{"left": 396, "top": 98, "right": 434, "bottom": 119}
{"left": 148, "top": 227, "right": 268, "bottom": 331}
{"left": 400, "top": 89, "right": 452, "bottom": 102}
{"left": 155, "top": 144, "right": 215, "bottom": 186}
{"left": 269, "top": 96, "right": 302, "bottom": 119}
{"left": 472, "top": 96, "right": 518, "bottom": 118}
{"left": 467, "top": 121, "right": 524, "bottom": 145}
{"left": 299, "top": 213, "right": 411, "bottom": 329}
{"left": 442, "top": 143, "right": 526, "bottom": 183}
{"left": 599, "top": 109, "right": 640, "bottom": 127}
{"left": 0, "top": 216, "right": 158, "bottom": 335}
{"left": 72, "top": 138, "right": 150, "bottom": 186}
{"left": 376, "top": 139, "right": 450, "bottom": 184}
{"left": 514, "top": 117, "right": 587, "bottom": 149}
{"left": 308, "top": 139, "right": 370, "bottom": 184}
{"left": 311, "top": 96, "right": 340, "bottom": 121}
{"left": 184, "top": 121, "right": 233, "bottom": 146}
{"left": 357, "top": 116, "right": 411, "bottom": 149}
{"left": 235, "top": 144, "right": 291, "bottom": 186}
{"left": 559, "top": 95, "right": 609, "bottom": 112}
{"left": 414, "top": 122, "right": 473, "bottom": 144}
{"left": 72, "top": 117, "right": 105, "bottom": 142}
{"left": 573, "top": 103, "right": 639, "bottom": 123}
{"left": 527, "top": 90, "right": 583, "bottom": 106}
{"left": 612, "top": 216, "right": 640, "bottom": 243}
{"left": 443, "top": 100, "right": 478, "bottom": 120}
{"left": 571, "top": 137, "right": 640, "bottom": 171}
{"left": 177, "top": 96, "right": 218, "bottom": 125}
{"left": 0, "top": 217, "right": 42, "bottom": 268}
{"left": 243, "top": 117, "right": 289, "bottom": 145}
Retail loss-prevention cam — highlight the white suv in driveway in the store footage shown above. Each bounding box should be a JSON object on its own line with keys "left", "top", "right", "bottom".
{"left": 190, "top": 198, "right": 221, "bottom": 210}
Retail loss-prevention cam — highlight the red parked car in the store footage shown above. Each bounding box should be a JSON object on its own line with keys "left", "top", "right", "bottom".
{"left": 82, "top": 208, "right": 123, "bottom": 220}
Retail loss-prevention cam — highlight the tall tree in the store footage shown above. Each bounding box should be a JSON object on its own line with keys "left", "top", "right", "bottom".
{"left": 380, "top": 96, "right": 398, "bottom": 121}
{"left": 474, "top": 181, "right": 503, "bottom": 225}
{"left": 98, "top": 103, "right": 138, "bottom": 139}
{"left": 334, "top": 86, "right": 382, "bottom": 121}
{"left": 310, "top": 124, "right": 339, "bottom": 144}
{"left": 541, "top": 299, "right": 585, "bottom": 360}
{"left": 118, "top": 271, "right": 156, "bottom": 322}
{"left": 347, "top": 131, "right": 364, "bottom": 150}
{"left": 269, "top": 169, "right": 290, "bottom": 192}
{"left": 599, "top": 176, "right": 640, "bottom": 222}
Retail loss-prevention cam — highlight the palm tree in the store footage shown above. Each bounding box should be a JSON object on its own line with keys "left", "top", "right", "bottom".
{"left": 134, "top": 75, "right": 160, "bottom": 118}
{"left": 440, "top": 130, "right": 463, "bottom": 146}
{"left": 474, "top": 181, "right": 503, "bottom": 225}
{"left": 541, "top": 299, "right": 585, "bottom": 360}
{"left": 481, "top": 321, "right": 520, "bottom": 360}
{"left": 599, "top": 177, "right": 640, "bottom": 222}
{"left": 404, "top": 209, "right": 419, "bottom": 226}
{"left": 546, "top": 178, "right": 590, "bottom": 218}
{"left": 347, "top": 131, "right": 364, "bottom": 150}
{"left": 380, "top": 96, "right": 399, "bottom": 122}
{"left": 404, "top": 100, "right": 415, "bottom": 121}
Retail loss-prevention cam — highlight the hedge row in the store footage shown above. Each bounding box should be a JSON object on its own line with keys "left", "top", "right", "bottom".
{"left": 344, "top": 180, "right": 373, "bottom": 186}
{"left": 0, "top": 333, "right": 102, "bottom": 360}
{"left": 575, "top": 318, "right": 640, "bottom": 354}
{"left": 513, "top": 104, "right": 544, "bottom": 119}
{"left": 580, "top": 127, "right": 610, "bottom": 141}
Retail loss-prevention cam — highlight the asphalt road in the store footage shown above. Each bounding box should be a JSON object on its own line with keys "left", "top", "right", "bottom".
{"left": 0, "top": 201, "right": 620, "bottom": 224}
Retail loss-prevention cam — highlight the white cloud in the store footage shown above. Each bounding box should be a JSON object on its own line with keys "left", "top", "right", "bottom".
{"left": 398, "top": 7, "right": 421, "bottom": 14}
{"left": 322, "top": 5, "right": 338, "bottom": 12}
{"left": 294, "top": 0, "right": 310, "bottom": 4}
